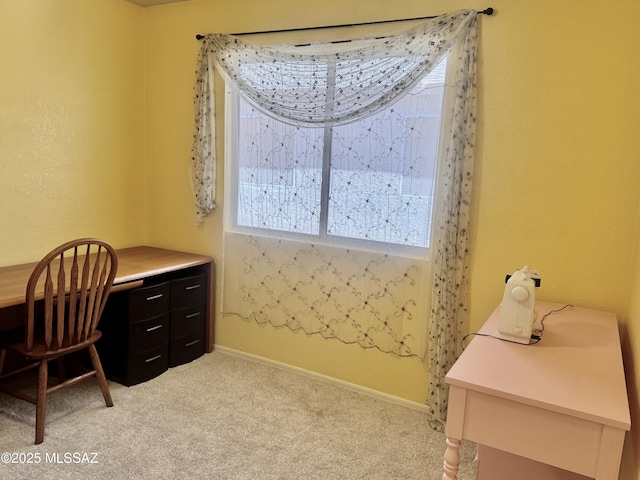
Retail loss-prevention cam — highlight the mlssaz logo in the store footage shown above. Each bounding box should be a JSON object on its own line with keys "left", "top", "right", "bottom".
{"left": 45, "top": 452, "right": 99, "bottom": 464}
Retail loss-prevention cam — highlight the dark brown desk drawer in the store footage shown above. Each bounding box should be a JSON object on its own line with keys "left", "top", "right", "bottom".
{"left": 170, "top": 274, "right": 207, "bottom": 310}
{"left": 170, "top": 304, "right": 205, "bottom": 339}
{"left": 125, "top": 344, "right": 169, "bottom": 386}
{"left": 129, "top": 314, "right": 169, "bottom": 352}
{"left": 169, "top": 332, "right": 204, "bottom": 367}
{"left": 128, "top": 282, "right": 170, "bottom": 321}
{"left": 99, "top": 263, "right": 211, "bottom": 387}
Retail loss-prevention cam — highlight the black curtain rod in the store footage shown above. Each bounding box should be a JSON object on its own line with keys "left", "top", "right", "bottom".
{"left": 195, "top": 7, "right": 493, "bottom": 40}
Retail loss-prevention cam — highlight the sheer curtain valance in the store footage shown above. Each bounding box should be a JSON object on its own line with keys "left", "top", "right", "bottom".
{"left": 196, "top": 9, "right": 476, "bottom": 127}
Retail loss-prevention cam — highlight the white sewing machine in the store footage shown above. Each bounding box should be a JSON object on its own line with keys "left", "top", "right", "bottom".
{"left": 498, "top": 266, "right": 540, "bottom": 344}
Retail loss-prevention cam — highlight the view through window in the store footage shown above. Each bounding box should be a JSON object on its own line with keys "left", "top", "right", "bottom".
{"left": 228, "top": 56, "right": 448, "bottom": 251}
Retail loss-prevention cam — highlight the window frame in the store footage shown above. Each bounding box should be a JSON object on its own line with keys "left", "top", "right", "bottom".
{"left": 223, "top": 53, "right": 456, "bottom": 259}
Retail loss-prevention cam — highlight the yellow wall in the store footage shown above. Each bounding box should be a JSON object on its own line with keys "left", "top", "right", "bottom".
{"left": 468, "top": 1, "right": 640, "bottom": 323}
{"left": 0, "top": 0, "right": 147, "bottom": 266}
{"left": 622, "top": 203, "right": 640, "bottom": 479}
{"left": 2, "top": 0, "right": 640, "bottom": 477}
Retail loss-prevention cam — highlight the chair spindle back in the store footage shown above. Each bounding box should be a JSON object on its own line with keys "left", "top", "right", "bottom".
{"left": 25, "top": 239, "right": 118, "bottom": 352}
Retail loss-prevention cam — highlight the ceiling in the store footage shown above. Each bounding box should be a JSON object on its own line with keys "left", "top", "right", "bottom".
{"left": 125, "top": 0, "right": 190, "bottom": 6}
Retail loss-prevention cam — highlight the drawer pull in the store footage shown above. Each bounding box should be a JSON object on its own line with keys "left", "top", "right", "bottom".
{"left": 146, "top": 294, "right": 164, "bottom": 301}
{"left": 145, "top": 354, "right": 162, "bottom": 363}
{"left": 185, "top": 339, "right": 200, "bottom": 347}
{"left": 186, "top": 312, "right": 201, "bottom": 319}
{"left": 146, "top": 324, "right": 163, "bottom": 332}
{"left": 185, "top": 284, "right": 201, "bottom": 290}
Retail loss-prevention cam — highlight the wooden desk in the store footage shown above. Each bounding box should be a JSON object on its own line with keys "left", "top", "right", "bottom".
{"left": 443, "top": 302, "right": 631, "bottom": 480}
{"left": 0, "top": 246, "right": 215, "bottom": 352}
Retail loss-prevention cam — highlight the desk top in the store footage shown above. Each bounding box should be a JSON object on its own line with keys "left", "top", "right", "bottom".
{"left": 0, "top": 246, "right": 212, "bottom": 309}
{"left": 446, "top": 302, "right": 631, "bottom": 431}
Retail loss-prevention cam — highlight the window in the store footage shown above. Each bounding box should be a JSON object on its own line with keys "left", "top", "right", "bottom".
{"left": 226, "top": 56, "right": 449, "bottom": 252}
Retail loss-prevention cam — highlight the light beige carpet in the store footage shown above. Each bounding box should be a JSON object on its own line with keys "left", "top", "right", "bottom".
{"left": 0, "top": 350, "right": 476, "bottom": 479}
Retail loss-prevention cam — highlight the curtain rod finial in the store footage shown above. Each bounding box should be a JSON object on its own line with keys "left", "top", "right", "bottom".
{"left": 480, "top": 7, "right": 494, "bottom": 15}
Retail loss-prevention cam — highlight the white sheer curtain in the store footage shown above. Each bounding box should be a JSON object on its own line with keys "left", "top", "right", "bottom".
{"left": 197, "top": 10, "right": 475, "bottom": 128}
{"left": 191, "top": 9, "right": 479, "bottom": 429}
{"left": 223, "top": 233, "right": 432, "bottom": 357}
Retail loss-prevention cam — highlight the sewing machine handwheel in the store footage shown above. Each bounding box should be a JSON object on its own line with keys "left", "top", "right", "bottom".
{"left": 511, "top": 286, "right": 529, "bottom": 302}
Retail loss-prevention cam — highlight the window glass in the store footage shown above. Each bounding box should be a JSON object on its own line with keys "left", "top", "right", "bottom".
{"left": 229, "top": 56, "right": 447, "bottom": 251}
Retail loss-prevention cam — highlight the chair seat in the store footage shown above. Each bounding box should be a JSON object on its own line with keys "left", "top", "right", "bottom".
{"left": 7, "top": 331, "right": 103, "bottom": 361}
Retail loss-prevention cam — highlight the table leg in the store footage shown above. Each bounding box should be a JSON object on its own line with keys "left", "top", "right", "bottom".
{"left": 443, "top": 436, "right": 461, "bottom": 480}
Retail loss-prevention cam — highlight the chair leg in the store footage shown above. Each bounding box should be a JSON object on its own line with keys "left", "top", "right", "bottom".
{"left": 35, "top": 360, "right": 48, "bottom": 445}
{"left": 88, "top": 345, "right": 113, "bottom": 407}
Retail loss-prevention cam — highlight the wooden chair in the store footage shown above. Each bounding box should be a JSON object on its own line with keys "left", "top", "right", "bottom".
{"left": 0, "top": 238, "right": 117, "bottom": 444}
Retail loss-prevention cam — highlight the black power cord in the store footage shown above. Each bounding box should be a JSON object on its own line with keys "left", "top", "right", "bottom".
{"left": 461, "top": 304, "right": 574, "bottom": 349}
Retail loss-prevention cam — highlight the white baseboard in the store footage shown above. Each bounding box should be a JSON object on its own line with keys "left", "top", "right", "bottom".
{"left": 213, "top": 345, "right": 430, "bottom": 414}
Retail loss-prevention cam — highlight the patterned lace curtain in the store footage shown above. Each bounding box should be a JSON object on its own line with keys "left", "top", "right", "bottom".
{"left": 223, "top": 233, "right": 432, "bottom": 357}
{"left": 191, "top": 9, "right": 478, "bottom": 428}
